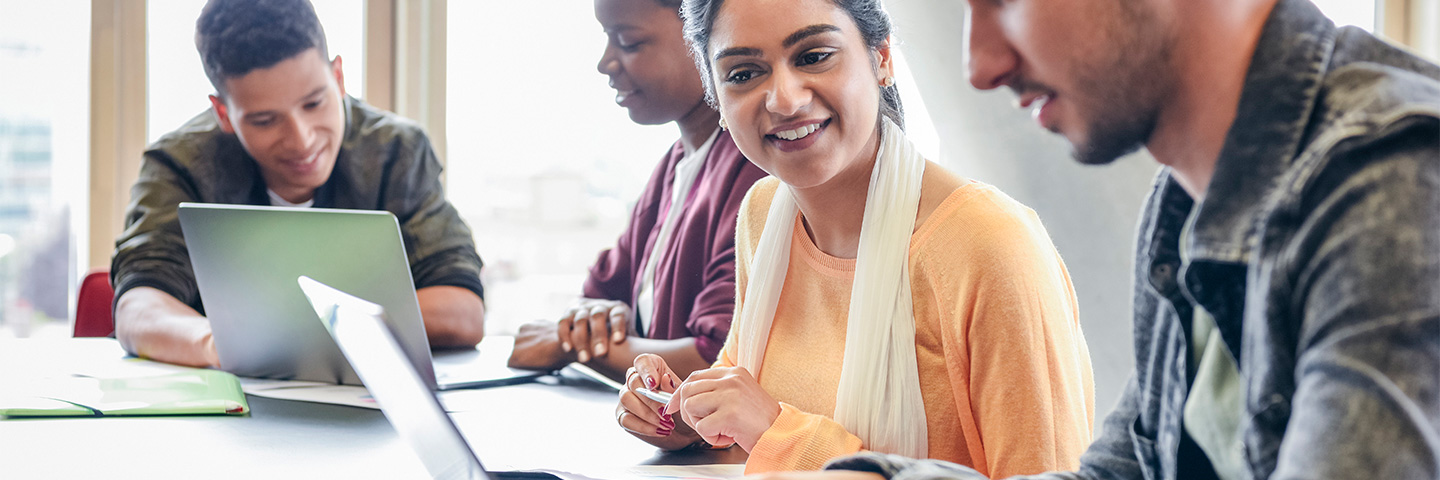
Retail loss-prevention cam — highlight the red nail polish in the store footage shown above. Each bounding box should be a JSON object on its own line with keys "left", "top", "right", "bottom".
{"left": 645, "top": 376, "right": 656, "bottom": 389}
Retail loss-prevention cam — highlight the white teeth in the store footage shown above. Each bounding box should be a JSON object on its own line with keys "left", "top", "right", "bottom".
{"left": 775, "top": 123, "right": 820, "bottom": 141}
{"left": 1030, "top": 95, "right": 1050, "bottom": 120}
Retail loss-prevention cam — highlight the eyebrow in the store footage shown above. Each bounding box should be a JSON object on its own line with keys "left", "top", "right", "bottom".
{"left": 713, "top": 24, "right": 842, "bottom": 62}
{"left": 783, "top": 24, "right": 840, "bottom": 49}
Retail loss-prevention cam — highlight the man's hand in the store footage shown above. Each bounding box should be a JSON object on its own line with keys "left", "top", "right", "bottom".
{"left": 114, "top": 287, "right": 221, "bottom": 368}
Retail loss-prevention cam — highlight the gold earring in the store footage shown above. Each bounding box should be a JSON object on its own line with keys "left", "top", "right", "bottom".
{"left": 719, "top": 117, "right": 728, "bottom": 130}
{"left": 880, "top": 76, "right": 895, "bottom": 88}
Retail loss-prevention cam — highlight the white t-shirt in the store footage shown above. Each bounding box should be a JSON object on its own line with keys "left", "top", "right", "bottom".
{"left": 633, "top": 128, "right": 720, "bottom": 336}
{"left": 267, "top": 189, "right": 315, "bottom": 208}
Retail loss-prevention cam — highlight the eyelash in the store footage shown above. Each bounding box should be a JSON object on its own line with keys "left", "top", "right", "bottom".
{"left": 722, "top": 49, "right": 835, "bottom": 85}
{"left": 248, "top": 97, "right": 324, "bottom": 126}
{"left": 797, "top": 50, "right": 832, "bottom": 66}
{"left": 725, "top": 68, "right": 759, "bottom": 85}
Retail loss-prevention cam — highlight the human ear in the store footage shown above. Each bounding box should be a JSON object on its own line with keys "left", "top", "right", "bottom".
{"left": 331, "top": 55, "right": 346, "bottom": 97}
{"left": 874, "top": 36, "right": 895, "bottom": 85}
{"left": 209, "top": 94, "right": 236, "bottom": 134}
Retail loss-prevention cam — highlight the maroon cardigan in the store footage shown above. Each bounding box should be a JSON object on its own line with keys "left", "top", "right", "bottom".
{"left": 582, "top": 131, "right": 767, "bottom": 362}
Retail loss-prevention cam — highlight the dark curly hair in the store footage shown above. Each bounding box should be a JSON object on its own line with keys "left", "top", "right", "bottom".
{"left": 680, "top": 0, "right": 904, "bottom": 129}
{"left": 195, "top": 0, "right": 329, "bottom": 97}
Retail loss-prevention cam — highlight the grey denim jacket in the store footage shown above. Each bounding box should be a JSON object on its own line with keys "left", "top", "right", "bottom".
{"left": 828, "top": 0, "right": 1440, "bottom": 478}
{"left": 111, "top": 95, "right": 485, "bottom": 314}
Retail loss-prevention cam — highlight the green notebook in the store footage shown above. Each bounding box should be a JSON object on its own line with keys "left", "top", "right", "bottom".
{"left": 0, "top": 369, "right": 249, "bottom": 418}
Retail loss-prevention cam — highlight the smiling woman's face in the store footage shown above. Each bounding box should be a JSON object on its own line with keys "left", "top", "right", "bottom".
{"left": 707, "top": 0, "right": 888, "bottom": 190}
{"left": 594, "top": 0, "right": 707, "bottom": 126}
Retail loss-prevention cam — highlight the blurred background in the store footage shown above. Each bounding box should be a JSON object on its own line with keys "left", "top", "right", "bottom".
{"left": 1, "top": 0, "right": 1433, "bottom": 420}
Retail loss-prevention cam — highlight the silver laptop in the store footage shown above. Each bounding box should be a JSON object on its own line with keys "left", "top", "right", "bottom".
{"left": 300, "top": 276, "right": 556, "bottom": 480}
{"left": 178, "top": 202, "right": 542, "bottom": 390}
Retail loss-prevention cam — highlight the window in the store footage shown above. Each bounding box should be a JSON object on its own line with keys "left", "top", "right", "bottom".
{"left": 147, "top": 0, "right": 366, "bottom": 143}
{"left": 1313, "top": 0, "right": 1377, "bottom": 31}
{"left": 0, "top": 0, "right": 91, "bottom": 338}
{"left": 445, "top": 2, "right": 682, "bottom": 334}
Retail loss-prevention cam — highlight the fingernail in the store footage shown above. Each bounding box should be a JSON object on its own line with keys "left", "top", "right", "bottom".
{"left": 657, "top": 428, "right": 671, "bottom": 436}
{"left": 595, "top": 343, "right": 606, "bottom": 356}
{"left": 613, "top": 331, "right": 625, "bottom": 342}
{"left": 645, "top": 376, "right": 656, "bottom": 389}
{"left": 578, "top": 351, "right": 589, "bottom": 363}
{"left": 561, "top": 342, "right": 571, "bottom": 352}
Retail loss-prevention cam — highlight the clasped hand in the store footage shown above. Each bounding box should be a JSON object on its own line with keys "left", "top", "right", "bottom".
{"left": 510, "top": 298, "right": 631, "bottom": 370}
{"left": 556, "top": 299, "right": 631, "bottom": 362}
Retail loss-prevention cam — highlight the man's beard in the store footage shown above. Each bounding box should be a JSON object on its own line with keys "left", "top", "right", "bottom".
{"left": 1067, "top": 0, "right": 1172, "bottom": 166}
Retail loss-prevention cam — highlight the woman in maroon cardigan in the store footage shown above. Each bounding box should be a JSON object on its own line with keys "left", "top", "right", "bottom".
{"left": 508, "top": 0, "right": 767, "bottom": 381}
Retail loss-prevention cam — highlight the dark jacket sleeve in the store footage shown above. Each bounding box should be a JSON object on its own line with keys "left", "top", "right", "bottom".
{"left": 110, "top": 151, "right": 206, "bottom": 313}
{"left": 388, "top": 133, "right": 485, "bottom": 300}
{"left": 1265, "top": 117, "right": 1440, "bottom": 480}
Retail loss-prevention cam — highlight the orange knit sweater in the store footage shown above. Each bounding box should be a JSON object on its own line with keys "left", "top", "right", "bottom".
{"left": 716, "top": 177, "right": 1095, "bottom": 476}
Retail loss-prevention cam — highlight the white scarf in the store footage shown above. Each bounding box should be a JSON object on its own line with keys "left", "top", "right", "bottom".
{"left": 736, "top": 117, "right": 928, "bottom": 458}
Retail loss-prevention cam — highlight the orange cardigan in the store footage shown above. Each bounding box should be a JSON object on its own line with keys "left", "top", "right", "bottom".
{"left": 716, "top": 178, "right": 1095, "bottom": 476}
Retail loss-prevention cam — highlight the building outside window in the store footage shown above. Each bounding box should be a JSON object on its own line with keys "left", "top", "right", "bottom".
{"left": 0, "top": 0, "right": 91, "bottom": 338}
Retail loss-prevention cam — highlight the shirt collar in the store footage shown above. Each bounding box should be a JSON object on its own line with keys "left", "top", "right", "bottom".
{"left": 1178, "top": 0, "right": 1337, "bottom": 265}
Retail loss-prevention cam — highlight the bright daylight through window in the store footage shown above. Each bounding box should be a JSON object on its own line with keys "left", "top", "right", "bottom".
{"left": 0, "top": 0, "right": 90, "bottom": 339}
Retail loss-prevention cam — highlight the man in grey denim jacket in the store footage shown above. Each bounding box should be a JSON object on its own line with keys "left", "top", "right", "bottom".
{"left": 760, "top": 0, "right": 1440, "bottom": 478}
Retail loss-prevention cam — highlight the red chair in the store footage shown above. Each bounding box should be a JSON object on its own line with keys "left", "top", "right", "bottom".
{"left": 74, "top": 268, "right": 115, "bottom": 337}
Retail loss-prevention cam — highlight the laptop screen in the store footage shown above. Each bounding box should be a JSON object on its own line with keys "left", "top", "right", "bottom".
{"left": 300, "top": 276, "right": 490, "bottom": 480}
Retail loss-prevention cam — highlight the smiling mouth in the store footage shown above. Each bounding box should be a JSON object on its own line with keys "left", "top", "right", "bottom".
{"left": 285, "top": 149, "right": 322, "bottom": 168}
{"left": 769, "top": 119, "right": 829, "bottom": 141}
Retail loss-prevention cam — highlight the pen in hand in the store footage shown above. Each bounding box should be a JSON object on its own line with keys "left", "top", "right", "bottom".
{"left": 635, "top": 387, "right": 672, "bottom": 405}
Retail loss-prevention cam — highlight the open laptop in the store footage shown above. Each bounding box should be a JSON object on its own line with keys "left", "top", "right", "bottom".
{"left": 300, "top": 276, "right": 555, "bottom": 480}
{"left": 178, "top": 202, "right": 543, "bottom": 390}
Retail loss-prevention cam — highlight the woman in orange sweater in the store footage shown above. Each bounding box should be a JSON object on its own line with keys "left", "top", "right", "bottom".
{"left": 613, "top": 0, "right": 1096, "bottom": 476}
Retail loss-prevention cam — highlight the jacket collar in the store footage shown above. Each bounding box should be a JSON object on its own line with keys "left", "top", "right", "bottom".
{"left": 1181, "top": 0, "right": 1337, "bottom": 265}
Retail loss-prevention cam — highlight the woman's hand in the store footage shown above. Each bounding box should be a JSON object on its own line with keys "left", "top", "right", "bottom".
{"left": 558, "top": 299, "right": 633, "bottom": 363}
{"left": 507, "top": 320, "right": 574, "bottom": 371}
{"left": 617, "top": 354, "right": 701, "bottom": 450}
{"left": 668, "top": 366, "right": 781, "bottom": 452}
